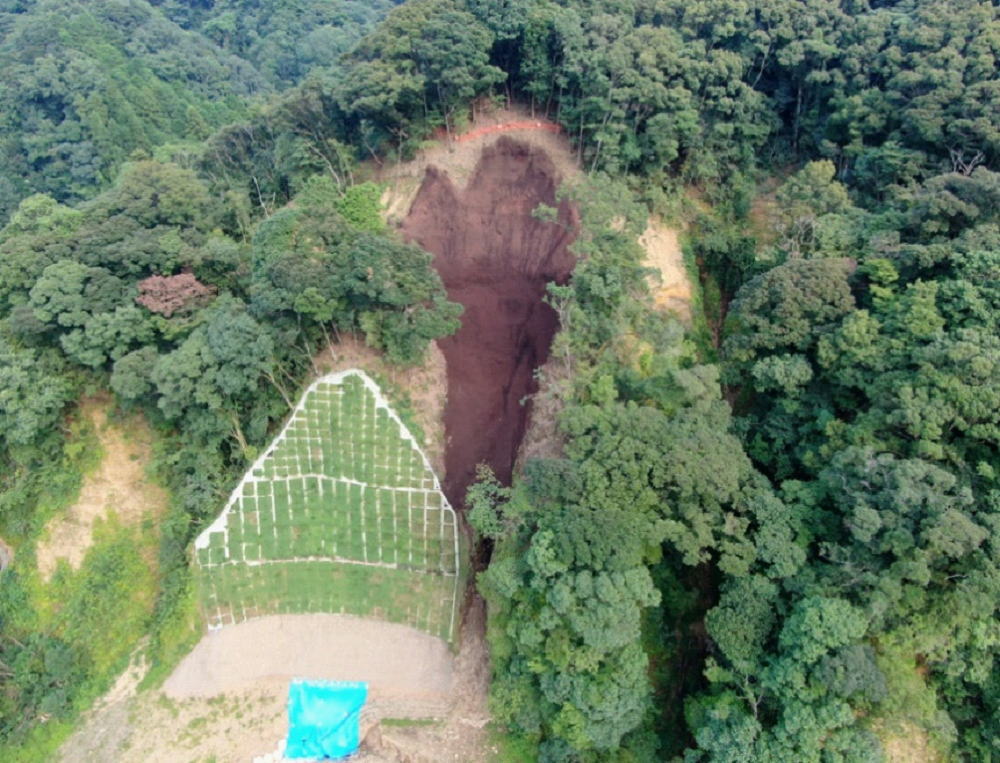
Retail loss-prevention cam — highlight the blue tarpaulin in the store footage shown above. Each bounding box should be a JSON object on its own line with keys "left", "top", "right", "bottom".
{"left": 285, "top": 680, "right": 368, "bottom": 760}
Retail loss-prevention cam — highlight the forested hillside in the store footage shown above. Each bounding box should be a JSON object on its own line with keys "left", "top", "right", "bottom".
{"left": 0, "top": 0, "right": 997, "bottom": 761}
{"left": 0, "top": 0, "right": 399, "bottom": 221}
{"left": 461, "top": 2, "right": 1000, "bottom": 760}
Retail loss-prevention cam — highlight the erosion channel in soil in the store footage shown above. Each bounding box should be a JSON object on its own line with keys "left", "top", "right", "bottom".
{"left": 402, "top": 137, "right": 577, "bottom": 509}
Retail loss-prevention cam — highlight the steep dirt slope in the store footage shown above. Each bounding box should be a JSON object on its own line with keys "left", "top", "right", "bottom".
{"left": 401, "top": 137, "right": 577, "bottom": 507}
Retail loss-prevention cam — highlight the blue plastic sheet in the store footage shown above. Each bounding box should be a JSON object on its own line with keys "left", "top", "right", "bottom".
{"left": 285, "top": 680, "right": 368, "bottom": 760}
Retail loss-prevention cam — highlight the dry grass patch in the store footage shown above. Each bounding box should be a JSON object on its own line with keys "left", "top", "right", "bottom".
{"left": 876, "top": 721, "right": 945, "bottom": 763}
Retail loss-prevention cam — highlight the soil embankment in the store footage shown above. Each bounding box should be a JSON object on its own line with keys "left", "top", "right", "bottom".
{"left": 402, "top": 137, "right": 577, "bottom": 507}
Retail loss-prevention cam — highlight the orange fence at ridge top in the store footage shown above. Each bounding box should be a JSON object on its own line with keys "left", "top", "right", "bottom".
{"left": 451, "top": 120, "right": 563, "bottom": 143}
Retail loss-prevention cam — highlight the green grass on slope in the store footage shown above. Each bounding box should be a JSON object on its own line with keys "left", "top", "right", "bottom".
{"left": 195, "top": 370, "right": 461, "bottom": 642}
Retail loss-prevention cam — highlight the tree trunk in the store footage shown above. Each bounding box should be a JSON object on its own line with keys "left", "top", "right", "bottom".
{"left": 265, "top": 370, "right": 293, "bottom": 408}
{"left": 792, "top": 83, "right": 803, "bottom": 154}
{"left": 229, "top": 411, "right": 249, "bottom": 456}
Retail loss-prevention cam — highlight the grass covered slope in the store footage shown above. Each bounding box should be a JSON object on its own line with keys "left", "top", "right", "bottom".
{"left": 194, "top": 370, "right": 461, "bottom": 642}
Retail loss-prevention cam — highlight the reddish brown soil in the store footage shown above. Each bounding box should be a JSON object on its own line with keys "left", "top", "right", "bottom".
{"left": 402, "top": 137, "right": 577, "bottom": 507}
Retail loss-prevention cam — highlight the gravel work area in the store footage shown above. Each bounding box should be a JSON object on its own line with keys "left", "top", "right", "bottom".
{"left": 164, "top": 614, "right": 454, "bottom": 705}
{"left": 61, "top": 600, "right": 491, "bottom": 762}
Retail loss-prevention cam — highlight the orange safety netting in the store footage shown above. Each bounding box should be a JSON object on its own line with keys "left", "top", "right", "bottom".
{"left": 451, "top": 119, "right": 563, "bottom": 143}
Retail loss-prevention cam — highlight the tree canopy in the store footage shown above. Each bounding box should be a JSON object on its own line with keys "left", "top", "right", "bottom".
{"left": 0, "top": 0, "right": 998, "bottom": 760}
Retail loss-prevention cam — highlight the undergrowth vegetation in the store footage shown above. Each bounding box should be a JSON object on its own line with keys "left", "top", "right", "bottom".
{"left": 0, "top": 421, "right": 160, "bottom": 759}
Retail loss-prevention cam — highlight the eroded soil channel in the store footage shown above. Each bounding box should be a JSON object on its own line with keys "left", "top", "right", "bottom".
{"left": 402, "top": 138, "right": 577, "bottom": 508}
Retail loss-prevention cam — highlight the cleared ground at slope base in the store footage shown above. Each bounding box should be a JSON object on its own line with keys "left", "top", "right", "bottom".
{"left": 61, "top": 600, "right": 491, "bottom": 763}
{"left": 165, "top": 614, "right": 453, "bottom": 701}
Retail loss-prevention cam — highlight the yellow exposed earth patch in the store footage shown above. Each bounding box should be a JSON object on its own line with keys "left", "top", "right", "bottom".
{"left": 36, "top": 399, "right": 167, "bottom": 580}
{"left": 639, "top": 216, "right": 692, "bottom": 323}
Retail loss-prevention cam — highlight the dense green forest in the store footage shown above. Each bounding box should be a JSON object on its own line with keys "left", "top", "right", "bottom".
{"left": 0, "top": 0, "right": 997, "bottom": 761}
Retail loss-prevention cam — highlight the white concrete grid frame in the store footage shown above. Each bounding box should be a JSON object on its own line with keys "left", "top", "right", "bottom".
{"left": 194, "top": 369, "right": 461, "bottom": 642}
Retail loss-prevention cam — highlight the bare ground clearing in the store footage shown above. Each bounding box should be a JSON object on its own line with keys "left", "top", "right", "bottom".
{"left": 62, "top": 599, "right": 491, "bottom": 762}
{"left": 639, "top": 216, "right": 692, "bottom": 323}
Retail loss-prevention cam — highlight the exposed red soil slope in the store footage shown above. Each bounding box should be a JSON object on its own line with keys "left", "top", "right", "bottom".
{"left": 402, "top": 137, "right": 577, "bottom": 508}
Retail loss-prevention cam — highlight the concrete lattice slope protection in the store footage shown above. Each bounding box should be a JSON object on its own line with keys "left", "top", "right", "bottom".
{"left": 194, "top": 370, "right": 461, "bottom": 642}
